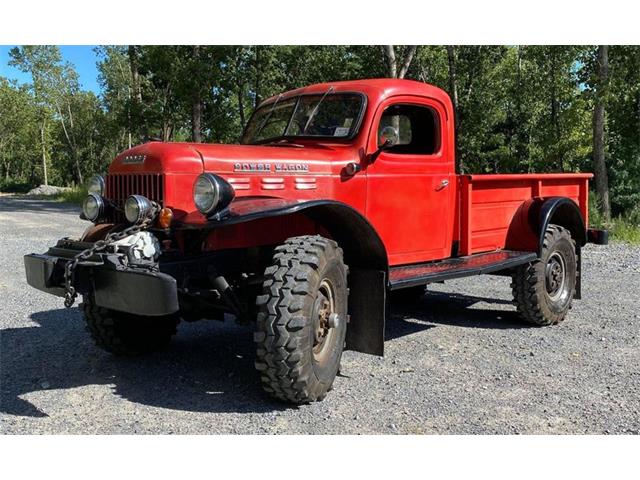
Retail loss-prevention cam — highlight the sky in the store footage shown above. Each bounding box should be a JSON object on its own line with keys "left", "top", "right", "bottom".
{"left": 0, "top": 45, "right": 101, "bottom": 94}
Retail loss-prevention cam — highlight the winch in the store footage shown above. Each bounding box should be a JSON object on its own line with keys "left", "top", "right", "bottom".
{"left": 112, "top": 231, "right": 161, "bottom": 262}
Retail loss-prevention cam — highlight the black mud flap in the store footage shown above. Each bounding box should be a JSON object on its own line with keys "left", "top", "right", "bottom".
{"left": 346, "top": 269, "right": 386, "bottom": 356}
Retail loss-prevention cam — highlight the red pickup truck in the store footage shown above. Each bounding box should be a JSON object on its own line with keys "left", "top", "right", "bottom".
{"left": 25, "top": 78, "right": 607, "bottom": 404}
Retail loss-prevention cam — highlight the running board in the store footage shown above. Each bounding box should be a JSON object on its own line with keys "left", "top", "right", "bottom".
{"left": 389, "top": 250, "right": 537, "bottom": 290}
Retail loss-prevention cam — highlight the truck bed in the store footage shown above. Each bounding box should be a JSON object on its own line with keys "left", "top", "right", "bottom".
{"left": 458, "top": 173, "right": 592, "bottom": 256}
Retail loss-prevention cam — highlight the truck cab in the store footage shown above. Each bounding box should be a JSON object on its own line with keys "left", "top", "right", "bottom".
{"left": 24, "top": 78, "right": 607, "bottom": 404}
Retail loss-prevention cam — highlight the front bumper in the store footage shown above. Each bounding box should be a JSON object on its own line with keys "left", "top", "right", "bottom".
{"left": 24, "top": 239, "right": 179, "bottom": 316}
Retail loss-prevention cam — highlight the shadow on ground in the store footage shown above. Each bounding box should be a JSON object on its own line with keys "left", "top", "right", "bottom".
{"left": 1, "top": 290, "right": 527, "bottom": 418}
{"left": 387, "top": 290, "right": 529, "bottom": 336}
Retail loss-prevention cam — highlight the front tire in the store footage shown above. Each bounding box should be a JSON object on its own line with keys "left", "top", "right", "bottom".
{"left": 254, "top": 235, "right": 348, "bottom": 404}
{"left": 511, "top": 225, "right": 577, "bottom": 326}
{"left": 82, "top": 297, "right": 179, "bottom": 356}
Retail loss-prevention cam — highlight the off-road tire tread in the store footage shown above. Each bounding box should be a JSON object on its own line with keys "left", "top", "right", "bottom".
{"left": 510, "top": 225, "right": 576, "bottom": 326}
{"left": 254, "top": 235, "right": 347, "bottom": 404}
{"left": 82, "top": 298, "right": 178, "bottom": 356}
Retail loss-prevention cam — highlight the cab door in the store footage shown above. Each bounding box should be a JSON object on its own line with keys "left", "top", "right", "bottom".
{"left": 364, "top": 95, "right": 455, "bottom": 266}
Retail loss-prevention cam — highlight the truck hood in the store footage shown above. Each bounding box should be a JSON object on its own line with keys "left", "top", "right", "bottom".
{"left": 110, "top": 141, "right": 356, "bottom": 176}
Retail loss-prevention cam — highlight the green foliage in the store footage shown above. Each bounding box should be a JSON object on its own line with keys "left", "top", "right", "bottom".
{"left": 610, "top": 218, "right": 640, "bottom": 244}
{"left": 0, "top": 177, "right": 32, "bottom": 193}
{"left": 1, "top": 45, "right": 639, "bottom": 223}
{"left": 53, "top": 186, "right": 86, "bottom": 204}
{"left": 589, "top": 191, "right": 640, "bottom": 244}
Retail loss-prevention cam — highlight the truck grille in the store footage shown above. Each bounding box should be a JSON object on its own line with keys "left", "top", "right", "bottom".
{"left": 105, "top": 173, "right": 165, "bottom": 223}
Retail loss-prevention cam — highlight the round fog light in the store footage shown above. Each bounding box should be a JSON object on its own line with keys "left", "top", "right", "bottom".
{"left": 125, "top": 195, "right": 152, "bottom": 224}
{"left": 82, "top": 193, "right": 104, "bottom": 222}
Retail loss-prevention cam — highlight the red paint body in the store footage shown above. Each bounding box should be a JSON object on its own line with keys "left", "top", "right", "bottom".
{"left": 108, "top": 79, "right": 592, "bottom": 267}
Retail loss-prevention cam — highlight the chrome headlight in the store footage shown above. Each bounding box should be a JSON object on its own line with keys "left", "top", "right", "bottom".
{"left": 82, "top": 193, "right": 104, "bottom": 222}
{"left": 193, "top": 173, "right": 235, "bottom": 216}
{"left": 88, "top": 175, "right": 105, "bottom": 196}
{"left": 125, "top": 195, "right": 152, "bottom": 224}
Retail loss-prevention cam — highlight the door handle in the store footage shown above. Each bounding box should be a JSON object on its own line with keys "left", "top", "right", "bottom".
{"left": 436, "top": 179, "right": 450, "bottom": 191}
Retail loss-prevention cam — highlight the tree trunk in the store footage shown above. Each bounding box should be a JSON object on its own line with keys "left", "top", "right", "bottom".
{"left": 550, "top": 49, "right": 563, "bottom": 171}
{"left": 384, "top": 45, "right": 397, "bottom": 78}
{"left": 446, "top": 45, "right": 462, "bottom": 172}
{"left": 254, "top": 46, "right": 262, "bottom": 108}
{"left": 237, "top": 81, "right": 246, "bottom": 130}
{"left": 593, "top": 45, "right": 611, "bottom": 221}
{"left": 383, "top": 45, "right": 417, "bottom": 79}
{"left": 398, "top": 46, "right": 417, "bottom": 79}
{"left": 40, "top": 119, "right": 48, "bottom": 186}
{"left": 191, "top": 45, "right": 203, "bottom": 143}
{"left": 128, "top": 45, "right": 146, "bottom": 140}
{"left": 128, "top": 46, "right": 142, "bottom": 105}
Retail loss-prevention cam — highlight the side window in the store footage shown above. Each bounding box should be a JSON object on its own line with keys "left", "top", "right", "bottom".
{"left": 378, "top": 104, "right": 440, "bottom": 155}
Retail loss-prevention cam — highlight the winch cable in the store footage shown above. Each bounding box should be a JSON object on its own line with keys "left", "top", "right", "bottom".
{"left": 63, "top": 202, "right": 161, "bottom": 308}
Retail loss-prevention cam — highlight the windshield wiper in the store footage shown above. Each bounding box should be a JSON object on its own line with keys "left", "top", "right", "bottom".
{"left": 302, "top": 86, "right": 334, "bottom": 134}
{"left": 255, "top": 94, "right": 283, "bottom": 139}
{"left": 262, "top": 138, "right": 304, "bottom": 148}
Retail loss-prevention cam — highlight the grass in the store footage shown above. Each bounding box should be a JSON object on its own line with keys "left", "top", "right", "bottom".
{"left": 608, "top": 217, "right": 640, "bottom": 244}
{"left": 589, "top": 192, "right": 640, "bottom": 245}
{"left": 52, "top": 187, "right": 86, "bottom": 205}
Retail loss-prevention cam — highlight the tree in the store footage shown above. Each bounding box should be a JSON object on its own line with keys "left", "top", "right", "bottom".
{"left": 605, "top": 45, "right": 640, "bottom": 215}
{"left": 446, "top": 46, "right": 461, "bottom": 167}
{"left": 592, "top": 45, "right": 611, "bottom": 221}
{"left": 8, "top": 46, "right": 61, "bottom": 185}
{"left": 9, "top": 45, "right": 90, "bottom": 184}
{"left": 382, "top": 45, "right": 418, "bottom": 78}
{"left": 0, "top": 78, "right": 39, "bottom": 182}
{"left": 2, "top": 43, "right": 639, "bottom": 225}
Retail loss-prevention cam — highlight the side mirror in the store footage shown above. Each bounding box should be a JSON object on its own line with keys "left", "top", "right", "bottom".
{"left": 379, "top": 126, "right": 399, "bottom": 148}
{"left": 369, "top": 126, "right": 399, "bottom": 163}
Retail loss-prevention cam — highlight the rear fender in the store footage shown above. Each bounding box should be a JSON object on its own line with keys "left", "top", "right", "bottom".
{"left": 506, "top": 196, "right": 587, "bottom": 254}
{"left": 536, "top": 197, "right": 587, "bottom": 251}
{"left": 506, "top": 196, "right": 586, "bottom": 299}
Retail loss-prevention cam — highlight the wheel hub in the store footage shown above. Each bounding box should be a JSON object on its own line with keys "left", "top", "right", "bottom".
{"left": 312, "top": 279, "right": 336, "bottom": 357}
{"left": 545, "top": 251, "right": 566, "bottom": 301}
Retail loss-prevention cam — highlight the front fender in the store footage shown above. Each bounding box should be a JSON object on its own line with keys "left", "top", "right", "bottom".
{"left": 176, "top": 197, "right": 389, "bottom": 357}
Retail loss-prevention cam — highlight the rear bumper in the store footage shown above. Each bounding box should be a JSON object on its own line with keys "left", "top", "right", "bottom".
{"left": 587, "top": 228, "right": 609, "bottom": 245}
{"left": 24, "top": 245, "right": 179, "bottom": 316}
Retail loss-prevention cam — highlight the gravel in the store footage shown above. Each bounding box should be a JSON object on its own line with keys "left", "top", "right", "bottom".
{"left": 1, "top": 196, "right": 639, "bottom": 434}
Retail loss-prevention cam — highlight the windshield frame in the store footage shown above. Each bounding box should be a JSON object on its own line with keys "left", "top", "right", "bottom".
{"left": 241, "top": 91, "right": 368, "bottom": 145}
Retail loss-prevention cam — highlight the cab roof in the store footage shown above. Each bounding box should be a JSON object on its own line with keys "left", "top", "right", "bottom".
{"left": 261, "top": 78, "right": 453, "bottom": 110}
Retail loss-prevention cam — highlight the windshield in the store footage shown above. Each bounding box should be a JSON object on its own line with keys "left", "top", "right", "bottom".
{"left": 241, "top": 93, "right": 364, "bottom": 144}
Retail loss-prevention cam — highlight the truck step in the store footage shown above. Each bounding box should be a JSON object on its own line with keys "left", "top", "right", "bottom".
{"left": 388, "top": 250, "right": 537, "bottom": 290}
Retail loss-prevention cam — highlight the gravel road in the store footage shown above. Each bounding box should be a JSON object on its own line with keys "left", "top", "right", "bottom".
{"left": 1, "top": 195, "right": 638, "bottom": 434}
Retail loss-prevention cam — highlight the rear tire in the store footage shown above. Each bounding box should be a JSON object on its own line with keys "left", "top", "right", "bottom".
{"left": 82, "top": 297, "right": 179, "bottom": 356}
{"left": 511, "top": 225, "right": 577, "bottom": 326}
{"left": 254, "top": 235, "right": 348, "bottom": 404}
